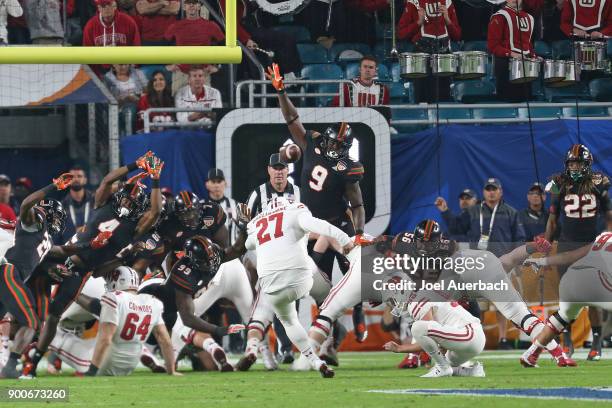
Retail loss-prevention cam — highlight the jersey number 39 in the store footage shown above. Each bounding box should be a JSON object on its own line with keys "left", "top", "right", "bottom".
{"left": 256, "top": 212, "right": 284, "bottom": 245}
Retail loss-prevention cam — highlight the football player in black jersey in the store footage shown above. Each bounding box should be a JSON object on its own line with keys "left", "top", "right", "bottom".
{"left": 23, "top": 152, "right": 164, "bottom": 378}
{"left": 0, "top": 173, "right": 72, "bottom": 378}
{"left": 544, "top": 144, "right": 612, "bottom": 360}
{"left": 267, "top": 63, "right": 369, "bottom": 343}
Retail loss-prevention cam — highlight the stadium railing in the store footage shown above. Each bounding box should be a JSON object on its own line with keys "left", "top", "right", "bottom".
{"left": 141, "top": 107, "right": 214, "bottom": 134}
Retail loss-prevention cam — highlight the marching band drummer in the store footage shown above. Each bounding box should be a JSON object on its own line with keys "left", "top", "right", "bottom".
{"left": 560, "top": 0, "right": 612, "bottom": 39}
{"left": 487, "top": 0, "right": 538, "bottom": 102}
{"left": 398, "top": 0, "right": 462, "bottom": 103}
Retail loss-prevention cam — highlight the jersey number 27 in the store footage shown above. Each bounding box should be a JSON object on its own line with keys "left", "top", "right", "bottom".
{"left": 256, "top": 212, "right": 284, "bottom": 245}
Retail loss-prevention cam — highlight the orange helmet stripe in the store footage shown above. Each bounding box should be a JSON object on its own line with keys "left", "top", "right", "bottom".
{"left": 129, "top": 183, "right": 140, "bottom": 198}
{"left": 194, "top": 236, "right": 213, "bottom": 258}
{"left": 572, "top": 144, "right": 581, "bottom": 157}
{"left": 423, "top": 220, "right": 434, "bottom": 241}
{"left": 180, "top": 191, "right": 192, "bottom": 208}
{"left": 338, "top": 122, "right": 348, "bottom": 142}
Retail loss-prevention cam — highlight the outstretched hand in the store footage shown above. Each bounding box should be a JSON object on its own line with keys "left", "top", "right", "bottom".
{"left": 53, "top": 173, "right": 74, "bottom": 190}
{"left": 266, "top": 63, "right": 285, "bottom": 91}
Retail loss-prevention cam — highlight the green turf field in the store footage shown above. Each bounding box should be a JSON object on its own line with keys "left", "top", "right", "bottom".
{"left": 2, "top": 351, "right": 611, "bottom": 407}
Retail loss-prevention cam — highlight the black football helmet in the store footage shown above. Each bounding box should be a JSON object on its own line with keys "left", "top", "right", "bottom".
{"left": 321, "top": 122, "right": 353, "bottom": 161}
{"left": 112, "top": 182, "right": 149, "bottom": 220}
{"left": 565, "top": 144, "right": 593, "bottom": 182}
{"left": 174, "top": 191, "right": 202, "bottom": 230}
{"left": 183, "top": 235, "right": 222, "bottom": 275}
{"left": 34, "top": 199, "right": 67, "bottom": 235}
{"left": 412, "top": 219, "right": 453, "bottom": 257}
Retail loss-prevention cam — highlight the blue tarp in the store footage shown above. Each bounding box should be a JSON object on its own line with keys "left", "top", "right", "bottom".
{"left": 391, "top": 119, "right": 612, "bottom": 234}
{"left": 120, "top": 130, "right": 214, "bottom": 198}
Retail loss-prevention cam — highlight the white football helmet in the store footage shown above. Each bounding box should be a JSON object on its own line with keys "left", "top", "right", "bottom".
{"left": 106, "top": 266, "right": 140, "bottom": 292}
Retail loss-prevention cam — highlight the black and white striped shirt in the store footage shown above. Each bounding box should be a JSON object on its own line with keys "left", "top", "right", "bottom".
{"left": 247, "top": 181, "right": 301, "bottom": 216}
{"left": 210, "top": 196, "right": 239, "bottom": 245}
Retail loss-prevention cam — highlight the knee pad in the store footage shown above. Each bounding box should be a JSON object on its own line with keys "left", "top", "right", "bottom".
{"left": 546, "top": 312, "right": 570, "bottom": 334}
{"left": 519, "top": 313, "right": 541, "bottom": 335}
{"left": 410, "top": 320, "right": 429, "bottom": 339}
{"left": 310, "top": 314, "right": 333, "bottom": 337}
{"left": 247, "top": 320, "right": 267, "bottom": 337}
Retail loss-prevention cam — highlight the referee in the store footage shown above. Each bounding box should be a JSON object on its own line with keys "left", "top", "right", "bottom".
{"left": 245, "top": 153, "right": 301, "bottom": 364}
{"left": 246, "top": 153, "right": 301, "bottom": 215}
{"left": 205, "top": 168, "right": 239, "bottom": 245}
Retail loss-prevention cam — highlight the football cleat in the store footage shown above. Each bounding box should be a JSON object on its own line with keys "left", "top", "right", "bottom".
{"left": 291, "top": 354, "right": 312, "bottom": 371}
{"left": 279, "top": 350, "right": 295, "bottom": 364}
{"left": 20, "top": 362, "right": 37, "bottom": 379}
{"left": 235, "top": 354, "right": 257, "bottom": 372}
{"left": 556, "top": 355, "right": 578, "bottom": 367}
{"left": 213, "top": 349, "right": 234, "bottom": 372}
{"left": 587, "top": 350, "right": 602, "bottom": 361}
{"left": 140, "top": 350, "right": 166, "bottom": 373}
{"left": 352, "top": 304, "right": 368, "bottom": 343}
{"left": 453, "top": 362, "right": 486, "bottom": 377}
{"left": 318, "top": 363, "right": 335, "bottom": 378}
{"left": 520, "top": 346, "right": 543, "bottom": 368}
{"left": 398, "top": 354, "right": 419, "bottom": 369}
{"left": 259, "top": 343, "right": 278, "bottom": 371}
{"left": 420, "top": 365, "right": 453, "bottom": 378}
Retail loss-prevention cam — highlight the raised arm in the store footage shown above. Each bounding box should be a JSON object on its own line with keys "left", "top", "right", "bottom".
{"left": 134, "top": 157, "right": 164, "bottom": 237}
{"left": 20, "top": 173, "right": 74, "bottom": 226}
{"left": 266, "top": 63, "right": 307, "bottom": 149}
{"left": 96, "top": 151, "right": 153, "bottom": 208}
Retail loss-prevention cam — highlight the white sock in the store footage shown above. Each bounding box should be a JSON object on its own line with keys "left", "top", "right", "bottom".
{"left": 245, "top": 337, "right": 260, "bottom": 357}
{"left": 202, "top": 338, "right": 222, "bottom": 355}
{"left": 301, "top": 346, "right": 322, "bottom": 370}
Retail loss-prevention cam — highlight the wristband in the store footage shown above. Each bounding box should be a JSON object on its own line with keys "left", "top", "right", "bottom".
{"left": 127, "top": 162, "right": 138, "bottom": 172}
{"left": 152, "top": 179, "right": 160, "bottom": 189}
{"left": 42, "top": 183, "right": 55, "bottom": 194}
{"left": 278, "top": 88, "right": 286, "bottom": 95}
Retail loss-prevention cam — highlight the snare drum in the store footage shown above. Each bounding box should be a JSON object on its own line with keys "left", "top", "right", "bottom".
{"left": 509, "top": 57, "right": 540, "bottom": 83}
{"left": 454, "top": 51, "right": 487, "bottom": 80}
{"left": 543, "top": 60, "right": 566, "bottom": 83}
{"left": 399, "top": 52, "right": 430, "bottom": 79}
{"left": 431, "top": 54, "right": 458, "bottom": 77}
{"left": 574, "top": 41, "right": 606, "bottom": 71}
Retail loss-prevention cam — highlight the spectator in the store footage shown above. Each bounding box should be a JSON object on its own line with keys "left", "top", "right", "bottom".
{"left": 436, "top": 188, "right": 478, "bottom": 242}
{"left": 332, "top": 55, "right": 390, "bottom": 107}
{"left": 398, "top": 0, "right": 461, "bottom": 103}
{"left": 83, "top": 0, "right": 141, "bottom": 47}
{"left": 116, "top": 0, "right": 142, "bottom": 33}
{"left": 487, "top": 0, "right": 538, "bottom": 102}
{"left": 164, "top": 0, "right": 224, "bottom": 93}
{"left": 136, "top": 70, "right": 175, "bottom": 132}
{"left": 135, "top": 0, "right": 178, "bottom": 45}
{"left": 60, "top": 166, "right": 94, "bottom": 244}
{"left": 0, "top": 202, "right": 16, "bottom": 224}
{"left": 12, "top": 177, "right": 32, "bottom": 208}
{"left": 0, "top": 0, "right": 22, "bottom": 44}
{"left": 454, "top": 1, "right": 495, "bottom": 41}
{"left": 542, "top": 0, "right": 566, "bottom": 42}
{"left": 0, "top": 175, "right": 19, "bottom": 215}
{"left": 437, "top": 178, "right": 525, "bottom": 256}
{"left": 175, "top": 65, "right": 222, "bottom": 124}
{"left": 295, "top": 0, "right": 347, "bottom": 48}
{"left": 7, "top": 0, "right": 29, "bottom": 44}
{"left": 22, "top": 0, "right": 63, "bottom": 44}
{"left": 560, "top": 0, "right": 612, "bottom": 38}
{"left": 104, "top": 64, "right": 147, "bottom": 132}
{"left": 519, "top": 182, "right": 548, "bottom": 242}
{"left": 205, "top": 168, "right": 240, "bottom": 245}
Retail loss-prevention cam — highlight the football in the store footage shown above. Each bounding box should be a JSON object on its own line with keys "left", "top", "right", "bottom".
{"left": 279, "top": 143, "right": 302, "bottom": 163}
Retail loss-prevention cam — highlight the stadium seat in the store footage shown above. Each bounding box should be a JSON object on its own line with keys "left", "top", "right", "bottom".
{"left": 608, "top": 39, "right": 612, "bottom": 55}
{"left": 330, "top": 43, "right": 372, "bottom": 61}
{"left": 390, "top": 62, "right": 401, "bottom": 82}
{"left": 551, "top": 40, "right": 572, "bottom": 59}
{"left": 473, "top": 107, "right": 518, "bottom": 119}
{"left": 377, "top": 64, "right": 391, "bottom": 81}
{"left": 531, "top": 79, "right": 544, "bottom": 101}
{"left": 301, "top": 63, "right": 343, "bottom": 80}
{"left": 544, "top": 82, "right": 590, "bottom": 102}
{"left": 450, "top": 41, "right": 461, "bottom": 52}
{"left": 463, "top": 41, "right": 488, "bottom": 52}
{"left": 534, "top": 41, "right": 552, "bottom": 59}
{"left": 389, "top": 82, "right": 413, "bottom": 104}
{"left": 297, "top": 44, "right": 329, "bottom": 64}
{"left": 517, "top": 107, "right": 562, "bottom": 119}
{"left": 589, "top": 78, "right": 612, "bottom": 101}
{"left": 562, "top": 106, "right": 609, "bottom": 117}
{"left": 311, "top": 83, "right": 338, "bottom": 107}
{"left": 374, "top": 41, "right": 414, "bottom": 62}
{"left": 270, "top": 25, "right": 311, "bottom": 43}
{"left": 451, "top": 79, "right": 496, "bottom": 103}
{"left": 345, "top": 62, "right": 360, "bottom": 79}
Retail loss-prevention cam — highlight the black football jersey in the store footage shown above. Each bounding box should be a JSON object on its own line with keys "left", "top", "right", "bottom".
{"left": 5, "top": 221, "right": 53, "bottom": 281}
{"left": 72, "top": 203, "right": 139, "bottom": 269}
{"left": 550, "top": 172, "right": 611, "bottom": 243}
{"left": 168, "top": 251, "right": 223, "bottom": 296}
{"left": 300, "top": 130, "right": 364, "bottom": 220}
{"left": 157, "top": 200, "right": 227, "bottom": 252}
